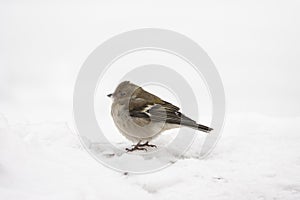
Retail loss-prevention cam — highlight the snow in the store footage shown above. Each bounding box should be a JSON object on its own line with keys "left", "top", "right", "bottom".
{"left": 0, "top": 113, "right": 299, "bottom": 200}
{"left": 1, "top": 1, "right": 299, "bottom": 199}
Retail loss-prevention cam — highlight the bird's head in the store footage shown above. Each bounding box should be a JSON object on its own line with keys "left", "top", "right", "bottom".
{"left": 107, "top": 81, "right": 139, "bottom": 101}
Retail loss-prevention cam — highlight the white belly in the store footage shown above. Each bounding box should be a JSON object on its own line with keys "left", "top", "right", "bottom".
{"left": 111, "top": 103, "right": 167, "bottom": 142}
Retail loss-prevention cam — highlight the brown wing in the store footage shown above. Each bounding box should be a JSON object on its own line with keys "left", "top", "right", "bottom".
{"left": 128, "top": 86, "right": 213, "bottom": 133}
{"left": 129, "top": 87, "right": 186, "bottom": 125}
{"left": 129, "top": 87, "right": 179, "bottom": 112}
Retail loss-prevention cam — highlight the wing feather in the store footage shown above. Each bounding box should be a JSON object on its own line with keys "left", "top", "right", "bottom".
{"left": 128, "top": 87, "right": 193, "bottom": 126}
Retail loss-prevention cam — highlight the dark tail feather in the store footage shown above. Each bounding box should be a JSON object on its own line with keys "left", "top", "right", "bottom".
{"left": 181, "top": 122, "right": 213, "bottom": 133}
{"left": 164, "top": 112, "right": 213, "bottom": 133}
{"left": 196, "top": 124, "right": 213, "bottom": 133}
{"left": 180, "top": 115, "right": 213, "bottom": 133}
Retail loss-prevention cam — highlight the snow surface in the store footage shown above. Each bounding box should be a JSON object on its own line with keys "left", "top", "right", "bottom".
{"left": 0, "top": 113, "right": 299, "bottom": 200}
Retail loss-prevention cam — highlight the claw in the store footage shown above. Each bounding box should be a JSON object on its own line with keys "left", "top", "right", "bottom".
{"left": 139, "top": 141, "right": 157, "bottom": 148}
{"left": 126, "top": 146, "right": 147, "bottom": 152}
{"left": 126, "top": 141, "right": 157, "bottom": 152}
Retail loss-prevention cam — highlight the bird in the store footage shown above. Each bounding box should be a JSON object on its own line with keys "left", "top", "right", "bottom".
{"left": 107, "top": 81, "right": 213, "bottom": 152}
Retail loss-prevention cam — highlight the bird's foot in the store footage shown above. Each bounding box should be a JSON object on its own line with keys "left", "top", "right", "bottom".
{"left": 126, "top": 141, "right": 157, "bottom": 152}
{"left": 126, "top": 145, "right": 147, "bottom": 152}
{"left": 139, "top": 141, "right": 157, "bottom": 148}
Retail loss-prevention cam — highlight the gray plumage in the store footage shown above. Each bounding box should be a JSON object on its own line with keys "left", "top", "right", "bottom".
{"left": 107, "top": 81, "right": 213, "bottom": 151}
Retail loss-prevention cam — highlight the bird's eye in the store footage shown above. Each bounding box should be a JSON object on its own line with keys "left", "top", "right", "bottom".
{"left": 121, "top": 92, "right": 126, "bottom": 96}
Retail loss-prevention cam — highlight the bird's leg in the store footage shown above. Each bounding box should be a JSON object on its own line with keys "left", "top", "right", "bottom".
{"left": 139, "top": 141, "right": 157, "bottom": 148}
{"left": 126, "top": 141, "right": 147, "bottom": 152}
{"left": 131, "top": 140, "right": 141, "bottom": 147}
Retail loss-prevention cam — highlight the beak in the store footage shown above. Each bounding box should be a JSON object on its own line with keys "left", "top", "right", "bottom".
{"left": 107, "top": 93, "right": 113, "bottom": 98}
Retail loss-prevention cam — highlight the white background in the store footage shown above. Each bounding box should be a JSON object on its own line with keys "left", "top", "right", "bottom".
{"left": 1, "top": 0, "right": 299, "bottom": 122}
{"left": 0, "top": 1, "right": 299, "bottom": 200}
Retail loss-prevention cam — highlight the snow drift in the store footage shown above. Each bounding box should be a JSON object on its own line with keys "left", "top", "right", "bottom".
{"left": 0, "top": 113, "right": 299, "bottom": 200}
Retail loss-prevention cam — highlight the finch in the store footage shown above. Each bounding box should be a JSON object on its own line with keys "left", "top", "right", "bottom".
{"left": 107, "top": 81, "right": 213, "bottom": 152}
